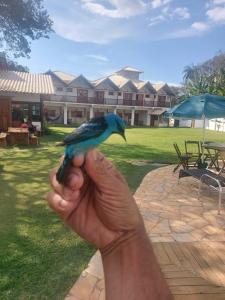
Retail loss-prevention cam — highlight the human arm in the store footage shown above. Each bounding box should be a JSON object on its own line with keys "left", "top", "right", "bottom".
{"left": 47, "top": 150, "right": 173, "bottom": 300}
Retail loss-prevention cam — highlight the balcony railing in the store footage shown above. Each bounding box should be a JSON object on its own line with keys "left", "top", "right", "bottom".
{"left": 42, "top": 95, "right": 173, "bottom": 108}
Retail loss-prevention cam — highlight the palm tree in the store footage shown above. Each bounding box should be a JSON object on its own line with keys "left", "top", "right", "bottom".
{"left": 183, "top": 65, "right": 199, "bottom": 84}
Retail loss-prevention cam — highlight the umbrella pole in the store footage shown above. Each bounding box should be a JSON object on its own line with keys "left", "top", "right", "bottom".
{"left": 202, "top": 116, "right": 206, "bottom": 163}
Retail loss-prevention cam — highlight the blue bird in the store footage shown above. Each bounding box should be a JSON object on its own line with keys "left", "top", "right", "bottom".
{"left": 56, "top": 113, "right": 126, "bottom": 183}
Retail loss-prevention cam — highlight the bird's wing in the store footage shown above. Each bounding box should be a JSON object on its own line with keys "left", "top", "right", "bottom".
{"left": 63, "top": 116, "right": 108, "bottom": 145}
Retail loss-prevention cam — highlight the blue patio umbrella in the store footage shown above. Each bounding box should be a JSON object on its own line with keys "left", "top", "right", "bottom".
{"left": 164, "top": 93, "right": 225, "bottom": 162}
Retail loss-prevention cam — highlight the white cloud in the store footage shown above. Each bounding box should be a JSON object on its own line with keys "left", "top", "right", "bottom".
{"left": 174, "top": 7, "right": 190, "bottom": 19}
{"left": 207, "top": 6, "right": 225, "bottom": 23}
{"left": 148, "top": 6, "right": 190, "bottom": 27}
{"left": 151, "top": 0, "right": 172, "bottom": 9}
{"left": 53, "top": 15, "right": 129, "bottom": 44}
{"left": 148, "top": 15, "right": 165, "bottom": 26}
{"left": 165, "top": 22, "right": 209, "bottom": 39}
{"left": 191, "top": 22, "right": 209, "bottom": 31}
{"left": 85, "top": 54, "right": 109, "bottom": 62}
{"left": 210, "top": 0, "right": 225, "bottom": 4}
{"left": 82, "top": 0, "right": 174, "bottom": 18}
{"left": 82, "top": 0, "right": 148, "bottom": 18}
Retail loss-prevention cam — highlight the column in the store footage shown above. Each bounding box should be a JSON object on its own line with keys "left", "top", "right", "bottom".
{"left": 63, "top": 104, "right": 68, "bottom": 125}
{"left": 113, "top": 107, "right": 117, "bottom": 115}
{"left": 131, "top": 109, "right": 135, "bottom": 126}
{"left": 146, "top": 111, "right": 151, "bottom": 126}
{"left": 90, "top": 106, "right": 94, "bottom": 119}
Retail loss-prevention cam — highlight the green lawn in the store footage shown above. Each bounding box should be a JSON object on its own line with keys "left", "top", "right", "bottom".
{"left": 1, "top": 127, "right": 225, "bottom": 300}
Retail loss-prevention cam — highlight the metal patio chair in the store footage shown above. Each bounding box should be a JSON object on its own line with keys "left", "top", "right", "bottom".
{"left": 179, "top": 167, "right": 225, "bottom": 214}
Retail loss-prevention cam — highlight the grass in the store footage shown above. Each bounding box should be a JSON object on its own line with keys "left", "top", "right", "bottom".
{"left": 1, "top": 126, "right": 225, "bottom": 299}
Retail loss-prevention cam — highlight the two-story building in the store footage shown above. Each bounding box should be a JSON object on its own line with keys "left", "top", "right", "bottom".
{"left": 43, "top": 67, "right": 176, "bottom": 126}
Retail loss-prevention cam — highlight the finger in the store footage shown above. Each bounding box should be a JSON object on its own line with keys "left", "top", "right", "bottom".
{"left": 84, "top": 149, "right": 118, "bottom": 188}
{"left": 50, "top": 166, "right": 84, "bottom": 198}
{"left": 65, "top": 168, "right": 84, "bottom": 191}
{"left": 49, "top": 167, "right": 64, "bottom": 195}
{"left": 59, "top": 155, "right": 65, "bottom": 164}
{"left": 46, "top": 190, "right": 81, "bottom": 218}
{"left": 72, "top": 154, "right": 84, "bottom": 168}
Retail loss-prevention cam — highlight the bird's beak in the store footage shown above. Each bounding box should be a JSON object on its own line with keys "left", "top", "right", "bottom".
{"left": 121, "top": 131, "right": 126, "bottom": 142}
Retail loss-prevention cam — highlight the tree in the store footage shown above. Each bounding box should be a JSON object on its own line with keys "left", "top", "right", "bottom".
{"left": 0, "top": 0, "right": 53, "bottom": 58}
{"left": 183, "top": 52, "right": 225, "bottom": 97}
{"left": 0, "top": 52, "right": 28, "bottom": 71}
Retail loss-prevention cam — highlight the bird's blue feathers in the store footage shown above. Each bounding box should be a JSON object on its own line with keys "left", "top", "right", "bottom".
{"left": 56, "top": 114, "right": 126, "bottom": 183}
{"left": 63, "top": 116, "right": 108, "bottom": 145}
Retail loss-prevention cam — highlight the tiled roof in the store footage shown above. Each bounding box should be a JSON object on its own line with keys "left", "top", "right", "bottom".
{"left": 152, "top": 83, "right": 166, "bottom": 91}
{"left": 108, "top": 74, "right": 129, "bottom": 88}
{"left": 135, "top": 81, "right": 156, "bottom": 93}
{"left": 52, "top": 71, "right": 76, "bottom": 84}
{"left": 0, "top": 71, "right": 54, "bottom": 94}
{"left": 153, "top": 83, "right": 176, "bottom": 96}
{"left": 117, "top": 66, "right": 143, "bottom": 73}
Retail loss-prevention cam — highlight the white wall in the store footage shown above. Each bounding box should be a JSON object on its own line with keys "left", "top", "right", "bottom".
{"left": 208, "top": 119, "right": 225, "bottom": 132}
{"left": 12, "top": 93, "right": 40, "bottom": 102}
{"left": 178, "top": 119, "right": 192, "bottom": 127}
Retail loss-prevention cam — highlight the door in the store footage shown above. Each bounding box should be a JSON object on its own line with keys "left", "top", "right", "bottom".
{"left": 0, "top": 98, "right": 11, "bottom": 131}
{"left": 96, "top": 91, "right": 105, "bottom": 104}
{"left": 77, "top": 89, "right": 88, "bottom": 103}
{"left": 124, "top": 93, "right": 133, "bottom": 105}
{"left": 136, "top": 94, "right": 144, "bottom": 106}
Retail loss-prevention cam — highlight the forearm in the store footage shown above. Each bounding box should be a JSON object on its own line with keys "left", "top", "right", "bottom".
{"left": 100, "top": 225, "right": 173, "bottom": 300}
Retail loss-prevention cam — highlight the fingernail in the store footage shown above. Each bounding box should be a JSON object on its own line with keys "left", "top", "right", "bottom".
{"left": 59, "top": 199, "right": 68, "bottom": 208}
{"left": 93, "top": 150, "right": 98, "bottom": 161}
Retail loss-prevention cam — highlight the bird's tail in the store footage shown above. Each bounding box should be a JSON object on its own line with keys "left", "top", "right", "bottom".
{"left": 56, "top": 156, "right": 71, "bottom": 183}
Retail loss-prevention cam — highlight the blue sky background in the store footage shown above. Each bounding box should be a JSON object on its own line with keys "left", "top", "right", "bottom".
{"left": 17, "top": 0, "right": 225, "bottom": 85}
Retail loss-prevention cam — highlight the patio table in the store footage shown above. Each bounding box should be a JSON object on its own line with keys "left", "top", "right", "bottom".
{"left": 7, "top": 127, "right": 29, "bottom": 145}
{"left": 203, "top": 142, "right": 225, "bottom": 173}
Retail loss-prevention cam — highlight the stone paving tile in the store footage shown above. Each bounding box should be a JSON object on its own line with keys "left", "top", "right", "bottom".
{"left": 65, "top": 165, "right": 225, "bottom": 300}
{"left": 169, "top": 220, "right": 194, "bottom": 233}
{"left": 151, "top": 219, "right": 171, "bottom": 234}
{"left": 67, "top": 271, "right": 98, "bottom": 299}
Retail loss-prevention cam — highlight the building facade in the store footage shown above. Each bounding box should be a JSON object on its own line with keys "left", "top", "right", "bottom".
{"left": 43, "top": 67, "right": 177, "bottom": 127}
{"left": 0, "top": 71, "right": 54, "bottom": 132}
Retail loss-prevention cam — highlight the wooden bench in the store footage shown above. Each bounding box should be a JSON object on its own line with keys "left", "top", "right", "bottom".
{"left": 30, "top": 135, "right": 39, "bottom": 146}
{"left": 0, "top": 133, "right": 7, "bottom": 147}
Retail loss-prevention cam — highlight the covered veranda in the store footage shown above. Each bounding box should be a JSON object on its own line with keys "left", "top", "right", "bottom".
{"left": 65, "top": 165, "right": 225, "bottom": 300}
{"left": 42, "top": 100, "right": 168, "bottom": 127}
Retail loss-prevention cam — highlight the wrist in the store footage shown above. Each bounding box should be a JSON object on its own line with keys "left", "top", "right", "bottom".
{"left": 100, "top": 223, "right": 172, "bottom": 300}
{"left": 100, "top": 223, "right": 147, "bottom": 257}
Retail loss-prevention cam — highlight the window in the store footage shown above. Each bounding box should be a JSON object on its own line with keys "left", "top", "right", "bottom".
{"left": 158, "top": 95, "right": 166, "bottom": 102}
{"left": 56, "top": 87, "right": 63, "bottom": 92}
{"left": 109, "top": 91, "right": 114, "bottom": 96}
{"left": 78, "top": 89, "right": 88, "bottom": 97}
{"left": 31, "top": 103, "right": 41, "bottom": 121}
{"left": 12, "top": 103, "right": 29, "bottom": 122}
{"left": 118, "top": 92, "right": 122, "bottom": 96}
{"left": 124, "top": 93, "right": 133, "bottom": 101}
{"left": 145, "top": 94, "right": 150, "bottom": 98}
{"left": 11, "top": 102, "right": 41, "bottom": 122}
{"left": 71, "top": 110, "right": 83, "bottom": 118}
{"left": 66, "top": 88, "right": 73, "bottom": 92}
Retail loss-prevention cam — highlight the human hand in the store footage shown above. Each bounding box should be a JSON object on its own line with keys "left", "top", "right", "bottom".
{"left": 47, "top": 150, "right": 142, "bottom": 249}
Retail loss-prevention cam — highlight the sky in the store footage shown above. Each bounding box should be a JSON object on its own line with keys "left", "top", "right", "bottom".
{"left": 17, "top": 0, "right": 225, "bottom": 85}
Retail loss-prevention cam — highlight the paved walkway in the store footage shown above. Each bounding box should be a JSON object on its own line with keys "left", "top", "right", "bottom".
{"left": 65, "top": 166, "right": 225, "bottom": 300}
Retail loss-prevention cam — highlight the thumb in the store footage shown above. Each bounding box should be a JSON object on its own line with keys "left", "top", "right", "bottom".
{"left": 84, "top": 149, "right": 121, "bottom": 189}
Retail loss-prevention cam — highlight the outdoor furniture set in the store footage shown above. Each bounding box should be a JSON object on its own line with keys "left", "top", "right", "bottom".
{"left": 174, "top": 140, "right": 225, "bottom": 214}
{"left": 0, "top": 127, "right": 39, "bottom": 147}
